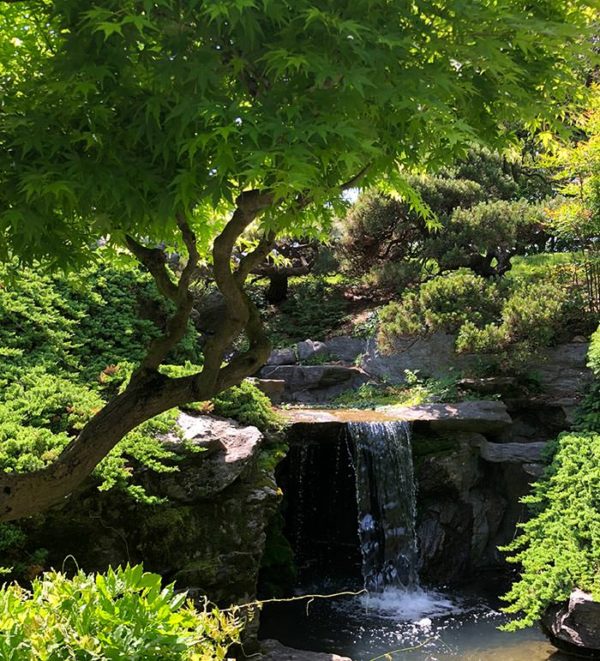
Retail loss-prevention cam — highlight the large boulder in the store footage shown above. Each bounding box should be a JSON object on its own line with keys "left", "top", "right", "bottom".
{"left": 361, "top": 331, "right": 474, "bottom": 382}
{"left": 260, "top": 640, "right": 352, "bottom": 661}
{"left": 479, "top": 440, "right": 547, "bottom": 464}
{"left": 296, "top": 339, "right": 329, "bottom": 362}
{"left": 323, "top": 336, "right": 367, "bottom": 363}
{"left": 541, "top": 590, "right": 600, "bottom": 658}
{"left": 156, "top": 413, "right": 263, "bottom": 501}
{"left": 259, "top": 365, "right": 369, "bottom": 403}
{"left": 267, "top": 347, "right": 297, "bottom": 365}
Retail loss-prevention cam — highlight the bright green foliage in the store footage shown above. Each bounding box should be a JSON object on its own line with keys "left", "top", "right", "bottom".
{"left": 573, "top": 325, "right": 600, "bottom": 432}
{"left": 501, "top": 431, "right": 600, "bottom": 629}
{"left": 0, "top": 1, "right": 596, "bottom": 266}
{"left": 332, "top": 371, "right": 465, "bottom": 409}
{"left": 212, "top": 380, "right": 283, "bottom": 431}
{"left": 0, "top": 564, "right": 242, "bottom": 660}
{"left": 0, "top": 260, "right": 202, "bottom": 501}
{"left": 502, "top": 332, "right": 600, "bottom": 627}
{"left": 544, "top": 87, "right": 600, "bottom": 249}
{"left": 0, "top": 260, "right": 200, "bottom": 386}
{"left": 378, "top": 270, "right": 501, "bottom": 347}
{"left": 587, "top": 321, "right": 600, "bottom": 376}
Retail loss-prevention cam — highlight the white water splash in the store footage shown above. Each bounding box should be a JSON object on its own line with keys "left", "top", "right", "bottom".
{"left": 359, "top": 587, "right": 459, "bottom": 621}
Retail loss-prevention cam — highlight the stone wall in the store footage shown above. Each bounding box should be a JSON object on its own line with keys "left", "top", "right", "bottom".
{"left": 17, "top": 414, "right": 281, "bottom": 609}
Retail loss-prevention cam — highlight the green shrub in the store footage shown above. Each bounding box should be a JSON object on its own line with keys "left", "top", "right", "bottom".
{"left": 0, "top": 564, "right": 242, "bottom": 660}
{"left": 267, "top": 275, "right": 348, "bottom": 344}
{"left": 212, "top": 380, "right": 284, "bottom": 431}
{"left": 587, "top": 324, "right": 600, "bottom": 376}
{"left": 501, "top": 431, "right": 600, "bottom": 629}
{"left": 378, "top": 270, "right": 501, "bottom": 351}
{"left": 455, "top": 278, "right": 575, "bottom": 369}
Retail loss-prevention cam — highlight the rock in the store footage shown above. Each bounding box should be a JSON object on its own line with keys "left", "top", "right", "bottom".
{"left": 158, "top": 413, "right": 263, "bottom": 501}
{"left": 253, "top": 378, "right": 286, "bottom": 404}
{"left": 361, "top": 331, "right": 474, "bottom": 382}
{"left": 282, "top": 401, "right": 512, "bottom": 432}
{"left": 541, "top": 589, "right": 600, "bottom": 657}
{"left": 522, "top": 462, "right": 546, "bottom": 478}
{"left": 386, "top": 400, "right": 513, "bottom": 433}
{"left": 259, "top": 365, "right": 369, "bottom": 403}
{"left": 260, "top": 640, "right": 352, "bottom": 661}
{"left": 267, "top": 347, "right": 297, "bottom": 365}
{"left": 479, "top": 441, "right": 547, "bottom": 464}
{"left": 20, "top": 412, "right": 282, "bottom": 617}
{"left": 324, "top": 336, "right": 367, "bottom": 363}
{"left": 296, "top": 339, "right": 329, "bottom": 362}
{"left": 536, "top": 343, "right": 592, "bottom": 421}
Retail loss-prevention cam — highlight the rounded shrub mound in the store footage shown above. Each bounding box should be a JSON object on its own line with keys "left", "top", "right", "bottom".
{"left": 0, "top": 564, "right": 242, "bottom": 660}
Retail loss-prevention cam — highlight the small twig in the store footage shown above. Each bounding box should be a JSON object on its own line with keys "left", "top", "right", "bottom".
{"left": 368, "top": 637, "right": 436, "bottom": 660}
{"left": 220, "top": 588, "right": 368, "bottom": 615}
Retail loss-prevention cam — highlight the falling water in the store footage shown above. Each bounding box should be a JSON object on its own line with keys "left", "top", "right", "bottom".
{"left": 348, "top": 421, "right": 418, "bottom": 592}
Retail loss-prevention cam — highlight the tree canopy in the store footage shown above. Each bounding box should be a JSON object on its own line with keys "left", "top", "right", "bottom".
{"left": 0, "top": 0, "right": 597, "bottom": 521}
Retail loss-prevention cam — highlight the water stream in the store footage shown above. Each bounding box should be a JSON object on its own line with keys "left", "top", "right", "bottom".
{"left": 349, "top": 421, "right": 418, "bottom": 591}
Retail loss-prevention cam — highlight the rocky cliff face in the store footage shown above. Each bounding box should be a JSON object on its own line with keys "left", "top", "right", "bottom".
{"left": 20, "top": 414, "right": 281, "bottom": 609}
{"left": 275, "top": 400, "right": 567, "bottom": 587}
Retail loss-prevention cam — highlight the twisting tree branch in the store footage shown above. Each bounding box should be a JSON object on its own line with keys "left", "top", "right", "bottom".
{"left": 125, "top": 236, "right": 179, "bottom": 302}
{"left": 125, "top": 218, "right": 202, "bottom": 375}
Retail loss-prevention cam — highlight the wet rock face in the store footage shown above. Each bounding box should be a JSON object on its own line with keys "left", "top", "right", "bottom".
{"left": 541, "top": 590, "right": 600, "bottom": 658}
{"left": 21, "top": 415, "right": 281, "bottom": 609}
{"left": 413, "top": 430, "right": 533, "bottom": 583}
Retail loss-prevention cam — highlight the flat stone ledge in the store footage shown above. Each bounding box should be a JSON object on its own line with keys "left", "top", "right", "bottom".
{"left": 282, "top": 400, "right": 512, "bottom": 433}
{"left": 260, "top": 640, "right": 352, "bottom": 661}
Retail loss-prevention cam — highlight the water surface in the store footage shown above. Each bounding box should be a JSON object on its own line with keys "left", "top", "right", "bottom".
{"left": 259, "top": 586, "right": 567, "bottom": 661}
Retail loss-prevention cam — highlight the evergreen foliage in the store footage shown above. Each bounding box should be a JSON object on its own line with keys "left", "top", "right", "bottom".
{"left": 337, "top": 151, "right": 552, "bottom": 293}
{"left": 0, "top": 261, "right": 278, "bottom": 503}
{"left": 378, "top": 258, "right": 592, "bottom": 370}
{"left": 502, "top": 328, "right": 600, "bottom": 628}
{"left": 502, "top": 429, "right": 600, "bottom": 629}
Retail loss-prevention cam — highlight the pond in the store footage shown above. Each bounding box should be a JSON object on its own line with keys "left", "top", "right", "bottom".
{"left": 259, "top": 584, "right": 568, "bottom": 661}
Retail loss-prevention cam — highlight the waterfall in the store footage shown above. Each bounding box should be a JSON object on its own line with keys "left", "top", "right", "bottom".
{"left": 348, "top": 421, "right": 418, "bottom": 592}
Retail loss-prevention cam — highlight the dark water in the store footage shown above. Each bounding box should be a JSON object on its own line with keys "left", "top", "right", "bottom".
{"left": 259, "top": 585, "right": 568, "bottom": 661}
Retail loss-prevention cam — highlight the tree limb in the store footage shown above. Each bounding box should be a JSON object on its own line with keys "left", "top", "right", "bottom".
{"left": 125, "top": 236, "right": 179, "bottom": 303}
{"left": 0, "top": 194, "right": 276, "bottom": 522}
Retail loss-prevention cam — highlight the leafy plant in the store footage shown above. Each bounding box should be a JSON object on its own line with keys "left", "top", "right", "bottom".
{"left": 0, "top": 564, "right": 242, "bottom": 660}
{"left": 331, "top": 371, "right": 465, "bottom": 409}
